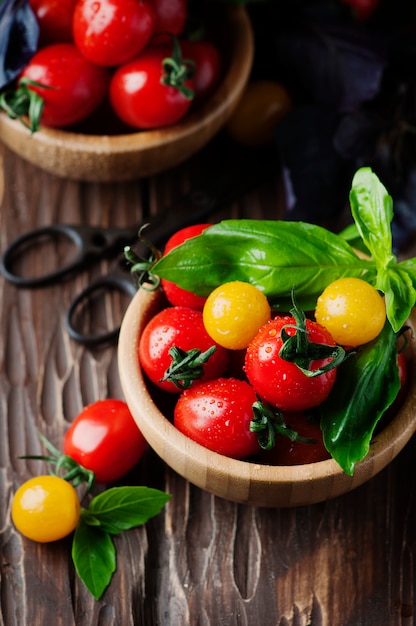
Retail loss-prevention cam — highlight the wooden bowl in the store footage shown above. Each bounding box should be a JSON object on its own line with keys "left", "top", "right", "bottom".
{"left": 118, "top": 288, "right": 416, "bottom": 508}
{"left": 0, "top": 6, "right": 253, "bottom": 182}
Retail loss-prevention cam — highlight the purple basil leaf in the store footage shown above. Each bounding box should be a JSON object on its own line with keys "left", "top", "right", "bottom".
{"left": 333, "top": 110, "right": 384, "bottom": 160}
{"left": 272, "top": 17, "right": 387, "bottom": 112}
{"left": 0, "top": 0, "right": 39, "bottom": 90}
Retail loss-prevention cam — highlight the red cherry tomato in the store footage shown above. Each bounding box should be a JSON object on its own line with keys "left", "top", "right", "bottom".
{"left": 72, "top": 0, "right": 156, "bottom": 66}
{"left": 109, "top": 44, "right": 194, "bottom": 129}
{"left": 174, "top": 377, "right": 260, "bottom": 459}
{"left": 180, "top": 39, "right": 222, "bottom": 102}
{"left": 63, "top": 399, "right": 147, "bottom": 483}
{"left": 257, "top": 411, "right": 331, "bottom": 466}
{"left": 161, "top": 224, "right": 212, "bottom": 309}
{"left": 397, "top": 349, "right": 408, "bottom": 401}
{"left": 29, "top": 0, "right": 77, "bottom": 45}
{"left": 245, "top": 316, "right": 337, "bottom": 412}
{"left": 20, "top": 43, "right": 109, "bottom": 128}
{"left": 152, "top": 0, "right": 187, "bottom": 36}
{"left": 138, "top": 306, "right": 230, "bottom": 393}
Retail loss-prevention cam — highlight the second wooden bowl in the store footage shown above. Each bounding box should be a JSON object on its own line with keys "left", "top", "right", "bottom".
{"left": 118, "top": 288, "right": 416, "bottom": 508}
{"left": 0, "top": 6, "right": 253, "bottom": 182}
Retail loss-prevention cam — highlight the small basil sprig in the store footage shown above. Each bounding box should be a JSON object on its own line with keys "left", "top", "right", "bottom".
{"left": 72, "top": 487, "right": 171, "bottom": 600}
{"left": 20, "top": 431, "right": 171, "bottom": 600}
{"left": 320, "top": 321, "right": 403, "bottom": 475}
{"left": 349, "top": 167, "right": 416, "bottom": 332}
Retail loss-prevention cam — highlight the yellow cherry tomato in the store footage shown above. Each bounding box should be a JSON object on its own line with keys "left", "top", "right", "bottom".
{"left": 315, "top": 277, "right": 386, "bottom": 347}
{"left": 12, "top": 475, "right": 81, "bottom": 543}
{"left": 203, "top": 280, "right": 271, "bottom": 350}
{"left": 226, "top": 80, "right": 292, "bottom": 147}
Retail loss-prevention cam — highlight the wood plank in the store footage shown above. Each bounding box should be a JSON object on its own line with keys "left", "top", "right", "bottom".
{"left": 0, "top": 139, "right": 415, "bottom": 625}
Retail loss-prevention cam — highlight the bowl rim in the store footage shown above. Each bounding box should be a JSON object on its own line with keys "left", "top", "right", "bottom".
{"left": 118, "top": 287, "right": 416, "bottom": 497}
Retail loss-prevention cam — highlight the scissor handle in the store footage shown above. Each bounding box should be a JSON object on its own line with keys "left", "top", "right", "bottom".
{"left": 65, "top": 274, "right": 138, "bottom": 347}
{"left": 1, "top": 224, "right": 138, "bottom": 288}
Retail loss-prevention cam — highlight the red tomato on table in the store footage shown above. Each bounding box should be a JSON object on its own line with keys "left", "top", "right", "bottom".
{"left": 63, "top": 399, "right": 147, "bottom": 483}
{"left": 72, "top": 0, "right": 156, "bottom": 66}
{"left": 20, "top": 43, "right": 109, "bottom": 127}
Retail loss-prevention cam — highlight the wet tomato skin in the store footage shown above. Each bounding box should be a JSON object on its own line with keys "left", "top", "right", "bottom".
{"left": 109, "top": 45, "right": 194, "bottom": 129}
{"left": 203, "top": 280, "right": 271, "bottom": 350}
{"left": 315, "top": 277, "right": 386, "bottom": 347}
{"left": 138, "top": 306, "right": 230, "bottom": 392}
{"left": 72, "top": 0, "right": 157, "bottom": 66}
{"left": 20, "top": 43, "right": 109, "bottom": 127}
{"left": 174, "top": 377, "right": 260, "bottom": 459}
{"left": 245, "top": 316, "right": 337, "bottom": 412}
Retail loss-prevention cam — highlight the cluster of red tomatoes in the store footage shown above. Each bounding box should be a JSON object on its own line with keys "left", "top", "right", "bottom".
{"left": 21, "top": 0, "right": 221, "bottom": 130}
{"left": 138, "top": 222, "right": 406, "bottom": 466}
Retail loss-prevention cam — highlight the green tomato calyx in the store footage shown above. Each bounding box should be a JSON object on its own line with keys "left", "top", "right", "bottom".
{"left": 279, "top": 289, "right": 353, "bottom": 377}
{"left": 161, "top": 345, "right": 217, "bottom": 389}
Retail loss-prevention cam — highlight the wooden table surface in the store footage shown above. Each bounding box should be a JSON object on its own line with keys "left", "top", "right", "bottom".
{"left": 1, "top": 134, "right": 416, "bottom": 626}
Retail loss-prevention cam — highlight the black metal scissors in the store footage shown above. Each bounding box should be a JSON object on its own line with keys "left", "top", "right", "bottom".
{"left": 1, "top": 146, "right": 280, "bottom": 347}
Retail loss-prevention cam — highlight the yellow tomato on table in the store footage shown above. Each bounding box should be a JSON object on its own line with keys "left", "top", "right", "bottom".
{"left": 12, "top": 475, "right": 81, "bottom": 543}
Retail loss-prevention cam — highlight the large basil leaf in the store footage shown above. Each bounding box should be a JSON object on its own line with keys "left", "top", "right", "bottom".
{"left": 320, "top": 321, "right": 400, "bottom": 475}
{"left": 152, "top": 219, "right": 376, "bottom": 309}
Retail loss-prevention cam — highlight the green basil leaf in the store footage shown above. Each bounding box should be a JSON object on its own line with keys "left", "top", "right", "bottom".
{"left": 72, "top": 520, "right": 116, "bottom": 600}
{"left": 396, "top": 257, "right": 416, "bottom": 293}
{"left": 377, "top": 264, "right": 416, "bottom": 332}
{"left": 349, "top": 167, "right": 395, "bottom": 269}
{"left": 338, "top": 222, "right": 371, "bottom": 256}
{"left": 320, "top": 321, "right": 400, "bottom": 475}
{"left": 152, "top": 219, "right": 375, "bottom": 308}
{"left": 85, "top": 486, "right": 171, "bottom": 534}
